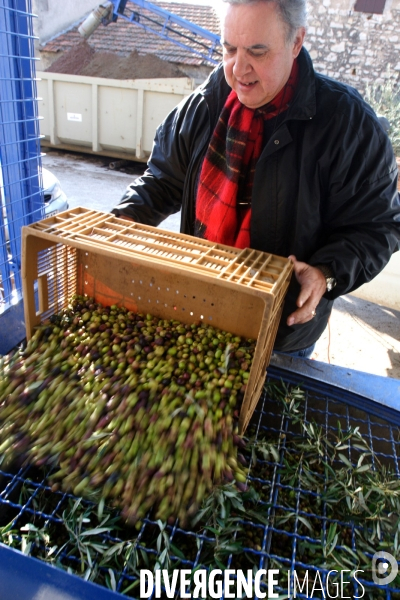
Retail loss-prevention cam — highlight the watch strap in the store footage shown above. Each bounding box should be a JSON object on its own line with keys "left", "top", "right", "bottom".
{"left": 314, "top": 264, "right": 334, "bottom": 279}
{"left": 314, "top": 264, "right": 337, "bottom": 292}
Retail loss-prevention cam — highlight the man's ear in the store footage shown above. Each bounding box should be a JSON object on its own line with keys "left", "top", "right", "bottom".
{"left": 292, "top": 27, "right": 306, "bottom": 58}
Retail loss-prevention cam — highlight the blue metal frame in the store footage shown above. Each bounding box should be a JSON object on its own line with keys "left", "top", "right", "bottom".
{"left": 110, "top": 0, "right": 222, "bottom": 65}
{"left": 0, "top": 544, "right": 123, "bottom": 600}
{"left": 0, "top": 0, "right": 43, "bottom": 352}
{"left": 270, "top": 354, "right": 400, "bottom": 424}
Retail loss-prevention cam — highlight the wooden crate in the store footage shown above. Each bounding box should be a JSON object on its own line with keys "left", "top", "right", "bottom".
{"left": 21, "top": 208, "right": 293, "bottom": 433}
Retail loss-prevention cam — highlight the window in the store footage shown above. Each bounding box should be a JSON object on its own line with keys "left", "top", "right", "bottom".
{"left": 354, "top": 0, "right": 386, "bottom": 14}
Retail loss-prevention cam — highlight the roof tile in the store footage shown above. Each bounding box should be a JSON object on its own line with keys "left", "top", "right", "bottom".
{"left": 41, "top": 1, "right": 221, "bottom": 67}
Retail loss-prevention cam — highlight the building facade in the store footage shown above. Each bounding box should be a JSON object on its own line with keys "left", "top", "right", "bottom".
{"left": 32, "top": 0, "right": 97, "bottom": 44}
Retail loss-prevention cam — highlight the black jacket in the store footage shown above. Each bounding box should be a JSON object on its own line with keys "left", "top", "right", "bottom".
{"left": 112, "top": 48, "right": 400, "bottom": 352}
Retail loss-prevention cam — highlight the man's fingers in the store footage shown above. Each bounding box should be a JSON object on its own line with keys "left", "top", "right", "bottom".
{"left": 287, "top": 256, "right": 327, "bottom": 326}
{"left": 296, "top": 287, "right": 312, "bottom": 308}
{"left": 287, "top": 303, "right": 318, "bottom": 326}
{"left": 288, "top": 292, "right": 319, "bottom": 325}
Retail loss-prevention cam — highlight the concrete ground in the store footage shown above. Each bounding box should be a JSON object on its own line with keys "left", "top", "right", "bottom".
{"left": 312, "top": 295, "right": 400, "bottom": 380}
{"left": 42, "top": 148, "right": 400, "bottom": 381}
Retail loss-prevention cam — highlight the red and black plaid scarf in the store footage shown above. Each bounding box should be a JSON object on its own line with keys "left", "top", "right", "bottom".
{"left": 195, "top": 59, "right": 299, "bottom": 249}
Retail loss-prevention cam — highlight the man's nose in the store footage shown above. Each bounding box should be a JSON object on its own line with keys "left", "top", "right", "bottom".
{"left": 232, "top": 51, "right": 252, "bottom": 78}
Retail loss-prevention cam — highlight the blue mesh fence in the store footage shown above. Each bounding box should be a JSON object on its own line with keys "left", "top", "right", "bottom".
{"left": 0, "top": 368, "right": 399, "bottom": 599}
{"left": 0, "top": 0, "right": 43, "bottom": 324}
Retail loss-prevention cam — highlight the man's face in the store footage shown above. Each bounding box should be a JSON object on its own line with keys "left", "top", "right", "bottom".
{"left": 221, "top": 1, "right": 305, "bottom": 109}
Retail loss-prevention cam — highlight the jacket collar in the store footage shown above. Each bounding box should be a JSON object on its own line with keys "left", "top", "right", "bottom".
{"left": 286, "top": 47, "right": 317, "bottom": 121}
{"left": 200, "top": 63, "right": 230, "bottom": 121}
{"left": 200, "top": 46, "right": 317, "bottom": 123}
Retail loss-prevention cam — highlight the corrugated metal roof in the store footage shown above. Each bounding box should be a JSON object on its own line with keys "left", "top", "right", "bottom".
{"left": 41, "top": 1, "right": 221, "bottom": 67}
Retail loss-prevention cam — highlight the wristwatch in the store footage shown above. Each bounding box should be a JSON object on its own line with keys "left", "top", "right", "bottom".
{"left": 315, "top": 264, "right": 337, "bottom": 292}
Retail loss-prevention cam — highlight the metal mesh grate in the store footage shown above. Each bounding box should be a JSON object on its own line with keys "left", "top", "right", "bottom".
{"left": 1, "top": 369, "right": 399, "bottom": 599}
{"left": 0, "top": 0, "right": 43, "bottom": 353}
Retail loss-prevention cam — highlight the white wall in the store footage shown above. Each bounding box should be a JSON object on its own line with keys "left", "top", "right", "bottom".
{"left": 32, "top": 0, "right": 98, "bottom": 44}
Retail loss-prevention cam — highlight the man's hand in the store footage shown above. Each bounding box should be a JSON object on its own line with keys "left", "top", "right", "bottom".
{"left": 287, "top": 255, "right": 327, "bottom": 326}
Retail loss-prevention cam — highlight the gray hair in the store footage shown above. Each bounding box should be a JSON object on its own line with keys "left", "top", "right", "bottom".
{"left": 220, "top": 0, "right": 307, "bottom": 42}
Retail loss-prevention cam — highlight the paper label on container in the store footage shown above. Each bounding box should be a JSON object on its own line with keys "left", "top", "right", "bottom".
{"left": 67, "top": 113, "right": 82, "bottom": 122}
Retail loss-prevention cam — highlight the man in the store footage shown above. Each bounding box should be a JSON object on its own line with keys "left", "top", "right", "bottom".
{"left": 111, "top": 0, "right": 400, "bottom": 357}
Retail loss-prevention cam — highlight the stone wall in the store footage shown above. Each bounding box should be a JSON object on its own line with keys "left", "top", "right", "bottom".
{"left": 305, "top": 0, "right": 400, "bottom": 95}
